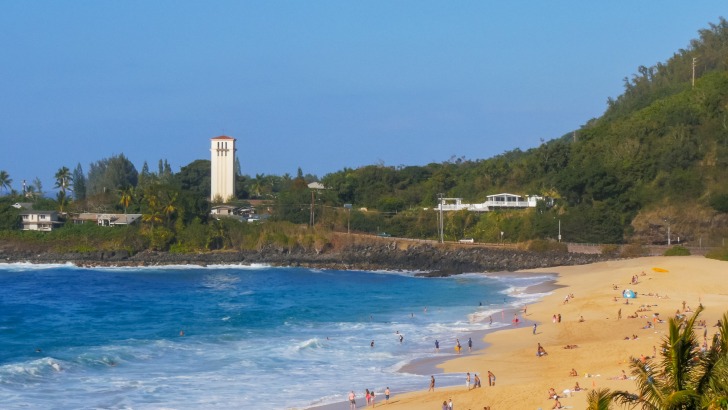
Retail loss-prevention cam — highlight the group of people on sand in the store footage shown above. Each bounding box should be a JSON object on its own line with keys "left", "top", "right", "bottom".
{"left": 547, "top": 380, "right": 587, "bottom": 409}
{"left": 348, "top": 387, "right": 390, "bottom": 409}
{"left": 465, "top": 372, "right": 481, "bottom": 390}
{"left": 548, "top": 388, "right": 564, "bottom": 409}
{"left": 465, "top": 370, "right": 494, "bottom": 389}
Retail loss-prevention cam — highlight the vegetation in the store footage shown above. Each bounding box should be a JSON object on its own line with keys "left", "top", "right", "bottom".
{"left": 2, "top": 19, "right": 728, "bottom": 252}
{"left": 705, "top": 246, "right": 728, "bottom": 261}
{"left": 664, "top": 246, "right": 692, "bottom": 256}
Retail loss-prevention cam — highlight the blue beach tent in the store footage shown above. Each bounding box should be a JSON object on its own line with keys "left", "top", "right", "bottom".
{"left": 622, "top": 289, "right": 636, "bottom": 298}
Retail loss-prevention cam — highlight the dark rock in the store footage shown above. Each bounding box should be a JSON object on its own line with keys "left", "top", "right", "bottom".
{"left": 0, "top": 243, "right": 612, "bottom": 275}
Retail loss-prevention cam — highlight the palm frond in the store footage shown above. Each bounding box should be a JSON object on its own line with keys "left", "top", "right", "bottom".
{"left": 586, "top": 388, "right": 616, "bottom": 410}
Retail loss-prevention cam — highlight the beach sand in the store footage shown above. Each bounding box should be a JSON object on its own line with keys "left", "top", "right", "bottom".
{"left": 346, "top": 255, "right": 728, "bottom": 410}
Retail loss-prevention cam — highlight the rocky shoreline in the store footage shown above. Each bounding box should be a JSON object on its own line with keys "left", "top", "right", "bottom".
{"left": 0, "top": 242, "right": 611, "bottom": 275}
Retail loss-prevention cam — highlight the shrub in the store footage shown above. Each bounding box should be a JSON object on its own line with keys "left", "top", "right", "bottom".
{"left": 144, "top": 226, "right": 175, "bottom": 251}
{"left": 705, "top": 246, "right": 728, "bottom": 261}
{"left": 664, "top": 245, "right": 691, "bottom": 256}
{"left": 709, "top": 193, "right": 728, "bottom": 213}
{"left": 601, "top": 244, "right": 620, "bottom": 256}
{"left": 621, "top": 243, "right": 648, "bottom": 258}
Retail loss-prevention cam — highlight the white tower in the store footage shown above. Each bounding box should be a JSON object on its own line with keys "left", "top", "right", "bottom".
{"left": 210, "top": 135, "right": 236, "bottom": 202}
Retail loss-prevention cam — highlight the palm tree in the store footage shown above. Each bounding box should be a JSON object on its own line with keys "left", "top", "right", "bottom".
{"left": 56, "top": 190, "right": 68, "bottom": 213}
{"left": 25, "top": 185, "right": 35, "bottom": 198}
{"left": 54, "top": 167, "right": 73, "bottom": 213}
{"left": 589, "top": 306, "right": 728, "bottom": 410}
{"left": 0, "top": 170, "right": 12, "bottom": 194}
{"left": 142, "top": 189, "right": 162, "bottom": 228}
{"left": 698, "top": 312, "right": 728, "bottom": 409}
{"left": 119, "top": 186, "right": 134, "bottom": 214}
{"left": 162, "top": 192, "right": 177, "bottom": 226}
{"left": 586, "top": 388, "right": 615, "bottom": 410}
{"left": 54, "top": 166, "right": 72, "bottom": 195}
{"left": 251, "top": 174, "right": 263, "bottom": 198}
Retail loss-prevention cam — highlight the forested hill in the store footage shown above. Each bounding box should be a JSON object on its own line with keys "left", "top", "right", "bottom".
{"left": 320, "top": 18, "right": 728, "bottom": 245}
{"left": 4, "top": 19, "right": 728, "bottom": 250}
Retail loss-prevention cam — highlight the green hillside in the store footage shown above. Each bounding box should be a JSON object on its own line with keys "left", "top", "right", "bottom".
{"left": 320, "top": 18, "right": 728, "bottom": 246}
{"left": 3, "top": 19, "right": 728, "bottom": 253}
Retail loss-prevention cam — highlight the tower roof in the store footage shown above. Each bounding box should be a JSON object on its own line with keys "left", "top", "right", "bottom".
{"left": 211, "top": 135, "right": 235, "bottom": 140}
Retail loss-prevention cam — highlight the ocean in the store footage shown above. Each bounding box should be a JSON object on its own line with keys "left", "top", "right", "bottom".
{"left": 0, "top": 263, "right": 554, "bottom": 409}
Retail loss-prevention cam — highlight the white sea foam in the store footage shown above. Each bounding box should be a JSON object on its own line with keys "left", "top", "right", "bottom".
{"left": 0, "top": 262, "right": 77, "bottom": 271}
{"left": 0, "top": 264, "right": 557, "bottom": 409}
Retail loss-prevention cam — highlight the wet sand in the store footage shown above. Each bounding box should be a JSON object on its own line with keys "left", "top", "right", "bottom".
{"left": 307, "top": 276, "right": 562, "bottom": 409}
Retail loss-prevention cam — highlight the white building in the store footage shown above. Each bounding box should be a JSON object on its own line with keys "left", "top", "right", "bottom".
{"left": 20, "top": 210, "right": 60, "bottom": 231}
{"left": 210, "top": 135, "right": 236, "bottom": 202}
{"left": 73, "top": 213, "right": 142, "bottom": 227}
{"left": 436, "top": 193, "right": 546, "bottom": 212}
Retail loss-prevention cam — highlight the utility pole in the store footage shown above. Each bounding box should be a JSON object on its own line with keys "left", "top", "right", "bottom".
{"left": 344, "top": 204, "right": 352, "bottom": 234}
{"left": 310, "top": 190, "right": 315, "bottom": 227}
{"left": 558, "top": 219, "right": 561, "bottom": 242}
{"left": 692, "top": 57, "right": 697, "bottom": 88}
{"left": 438, "top": 193, "right": 444, "bottom": 243}
{"left": 664, "top": 218, "right": 671, "bottom": 246}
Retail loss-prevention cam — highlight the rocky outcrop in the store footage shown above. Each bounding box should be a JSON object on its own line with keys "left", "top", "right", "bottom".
{"left": 0, "top": 241, "right": 610, "bottom": 275}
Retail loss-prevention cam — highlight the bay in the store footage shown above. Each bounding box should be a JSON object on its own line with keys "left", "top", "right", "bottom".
{"left": 0, "top": 263, "right": 553, "bottom": 409}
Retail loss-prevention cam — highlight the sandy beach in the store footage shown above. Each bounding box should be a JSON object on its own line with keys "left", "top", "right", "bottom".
{"left": 348, "top": 255, "right": 728, "bottom": 410}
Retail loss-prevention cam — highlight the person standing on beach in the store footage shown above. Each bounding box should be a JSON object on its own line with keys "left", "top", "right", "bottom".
{"left": 435, "top": 339, "right": 440, "bottom": 352}
{"left": 384, "top": 387, "right": 390, "bottom": 404}
{"left": 429, "top": 375, "right": 436, "bottom": 391}
{"left": 487, "top": 370, "right": 495, "bottom": 386}
{"left": 466, "top": 372, "right": 471, "bottom": 390}
{"left": 474, "top": 373, "right": 481, "bottom": 388}
{"left": 370, "top": 390, "right": 375, "bottom": 407}
{"left": 533, "top": 323, "right": 537, "bottom": 334}
{"left": 349, "top": 391, "right": 356, "bottom": 410}
{"left": 468, "top": 337, "right": 473, "bottom": 352}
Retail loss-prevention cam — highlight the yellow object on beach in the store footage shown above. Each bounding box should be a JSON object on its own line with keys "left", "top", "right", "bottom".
{"left": 652, "top": 267, "right": 669, "bottom": 272}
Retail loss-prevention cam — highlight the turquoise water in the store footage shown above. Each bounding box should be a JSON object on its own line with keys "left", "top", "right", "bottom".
{"left": 0, "top": 263, "right": 553, "bottom": 409}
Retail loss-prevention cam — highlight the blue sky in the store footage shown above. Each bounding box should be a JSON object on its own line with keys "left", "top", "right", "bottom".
{"left": 0, "top": 2, "right": 725, "bottom": 192}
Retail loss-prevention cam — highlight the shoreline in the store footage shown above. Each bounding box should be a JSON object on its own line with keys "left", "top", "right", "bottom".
{"left": 0, "top": 243, "right": 611, "bottom": 277}
{"left": 306, "top": 276, "right": 562, "bottom": 410}
{"left": 365, "top": 255, "right": 728, "bottom": 409}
